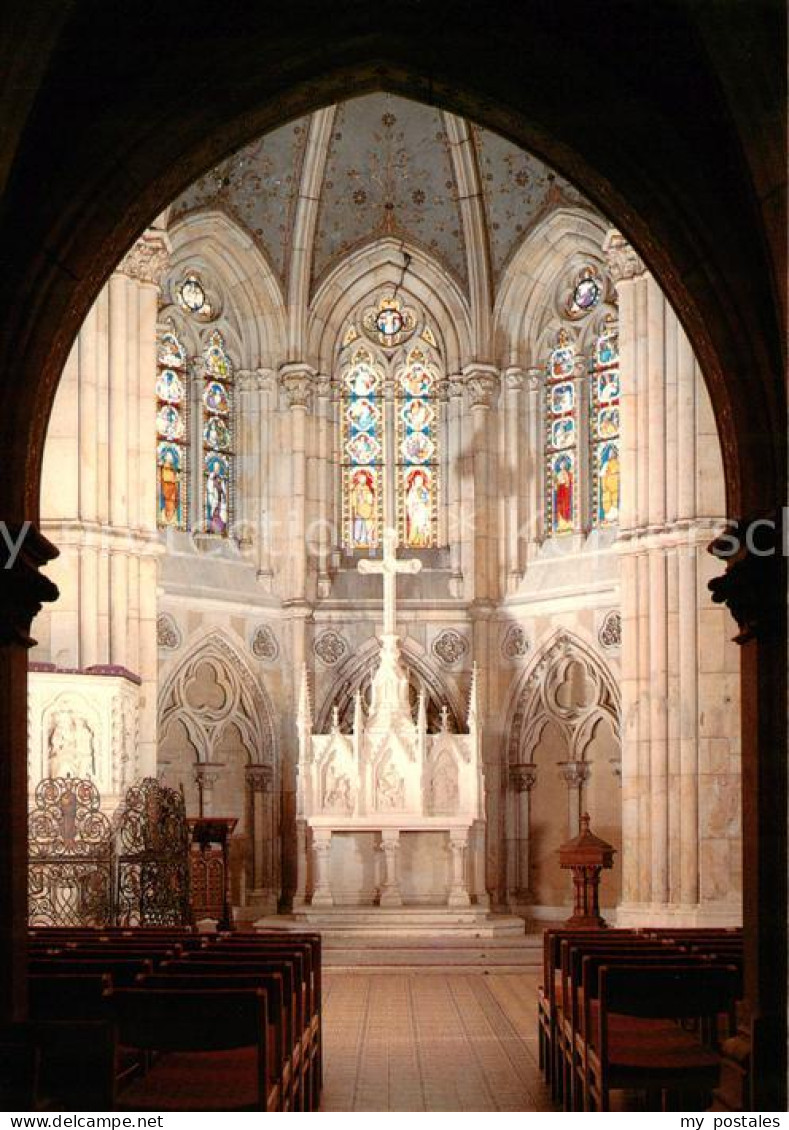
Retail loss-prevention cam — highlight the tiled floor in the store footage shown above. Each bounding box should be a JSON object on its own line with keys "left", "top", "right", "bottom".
{"left": 321, "top": 971, "right": 554, "bottom": 1111}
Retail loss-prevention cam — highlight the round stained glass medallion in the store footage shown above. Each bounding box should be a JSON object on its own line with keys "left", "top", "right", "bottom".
{"left": 156, "top": 404, "right": 185, "bottom": 441}
{"left": 347, "top": 398, "right": 377, "bottom": 432}
{"left": 401, "top": 433, "right": 435, "bottom": 464}
{"left": 347, "top": 365, "right": 378, "bottom": 397}
{"left": 572, "top": 276, "right": 601, "bottom": 311}
{"left": 376, "top": 305, "right": 404, "bottom": 337}
{"left": 179, "top": 276, "right": 207, "bottom": 313}
{"left": 401, "top": 368, "right": 431, "bottom": 397}
{"left": 156, "top": 369, "right": 184, "bottom": 403}
{"left": 203, "top": 381, "right": 230, "bottom": 414}
{"left": 346, "top": 433, "right": 381, "bottom": 464}
{"left": 204, "top": 418, "right": 231, "bottom": 450}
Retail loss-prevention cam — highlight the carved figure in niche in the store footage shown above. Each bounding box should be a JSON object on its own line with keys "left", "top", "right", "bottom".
{"left": 47, "top": 710, "right": 96, "bottom": 778}
{"left": 375, "top": 756, "right": 405, "bottom": 810}
{"left": 324, "top": 761, "right": 353, "bottom": 814}
{"left": 429, "top": 748, "right": 459, "bottom": 815}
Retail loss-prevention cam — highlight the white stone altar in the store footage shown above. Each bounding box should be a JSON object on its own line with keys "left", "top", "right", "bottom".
{"left": 292, "top": 530, "right": 489, "bottom": 918}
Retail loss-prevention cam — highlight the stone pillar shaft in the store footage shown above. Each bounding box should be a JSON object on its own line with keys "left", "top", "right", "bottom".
{"left": 448, "top": 829, "right": 471, "bottom": 907}
{"left": 379, "top": 829, "right": 402, "bottom": 907}
{"left": 311, "top": 830, "right": 333, "bottom": 907}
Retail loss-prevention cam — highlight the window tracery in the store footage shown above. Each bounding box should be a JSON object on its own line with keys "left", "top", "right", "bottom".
{"left": 542, "top": 266, "right": 620, "bottom": 538}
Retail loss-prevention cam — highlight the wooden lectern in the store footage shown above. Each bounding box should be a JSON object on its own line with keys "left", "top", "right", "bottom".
{"left": 187, "top": 817, "right": 238, "bottom": 930}
{"left": 558, "top": 813, "right": 615, "bottom": 929}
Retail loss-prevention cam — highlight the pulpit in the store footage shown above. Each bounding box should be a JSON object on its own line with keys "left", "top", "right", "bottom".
{"left": 559, "top": 813, "right": 615, "bottom": 929}
{"left": 188, "top": 817, "right": 238, "bottom": 929}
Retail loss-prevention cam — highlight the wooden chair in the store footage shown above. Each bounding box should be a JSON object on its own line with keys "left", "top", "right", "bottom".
{"left": 110, "top": 987, "right": 276, "bottom": 1112}
{"left": 583, "top": 963, "right": 739, "bottom": 1111}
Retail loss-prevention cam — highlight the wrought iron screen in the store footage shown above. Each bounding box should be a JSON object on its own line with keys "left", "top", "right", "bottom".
{"left": 28, "top": 776, "right": 114, "bottom": 927}
{"left": 115, "top": 777, "right": 191, "bottom": 926}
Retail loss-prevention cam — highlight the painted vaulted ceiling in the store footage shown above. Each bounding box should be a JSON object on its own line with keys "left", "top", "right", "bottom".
{"left": 171, "top": 92, "right": 590, "bottom": 298}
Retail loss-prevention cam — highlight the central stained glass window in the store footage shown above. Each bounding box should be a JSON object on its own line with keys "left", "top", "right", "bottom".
{"left": 341, "top": 344, "right": 440, "bottom": 551}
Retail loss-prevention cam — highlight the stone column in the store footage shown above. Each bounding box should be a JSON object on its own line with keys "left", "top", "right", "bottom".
{"left": 605, "top": 229, "right": 741, "bottom": 928}
{"left": 236, "top": 369, "right": 261, "bottom": 551}
{"left": 446, "top": 373, "right": 465, "bottom": 596}
{"left": 379, "top": 829, "right": 403, "bottom": 907}
{"left": 293, "top": 819, "right": 309, "bottom": 909}
{"left": 559, "top": 760, "right": 590, "bottom": 839}
{"left": 314, "top": 373, "right": 332, "bottom": 597}
{"left": 279, "top": 364, "right": 315, "bottom": 605}
{"left": 464, "top": 364, "right": 500, "bottom": 603}
{"left": 0, "top": 525, "right": 59, "bottom": 1024}
{"left": 194, "top": 763, "right": 223, "bottom": 818}
{"left": 504, "top": 367, "right": 526, "bottom": 591}
{"left": 524, "top": 367, "right": 542, "bottom": 558}
{"left": 311, "top": 829, "right": 333, "bottom": 907}
{"left": 448, "top": 828, "right": 471, "bottom": 907}
{"left": 246, "top": 764, "right": 274, "bottom": 908}
{"left": 508, "top": 762, "right": 537, "bottom": 901}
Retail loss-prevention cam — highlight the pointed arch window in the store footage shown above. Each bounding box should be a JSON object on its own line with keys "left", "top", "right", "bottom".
{"left": 342, "top": 346, "right": 384, "bottom": 550}
{"left": 201, "top": 330, "right": 234, "bottom": 537}
{"left": 340, "top": 341, "right": 441, "bottom": 551}
{"left": 544, "top": 329, "right": 577, "bottom": 535}
{"left": 396, "top": 347, "right": 439, "bottom": 548}
{"left": 590, "top": 316, "right": 620, "bottom": 527}
{"left": 156, "top": 325, "right": 188, "bottom": 530}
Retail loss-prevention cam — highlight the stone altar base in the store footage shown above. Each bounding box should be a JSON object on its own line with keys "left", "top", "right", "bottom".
{"left": 253, "top": 906, "right": 527, "bottom": 938}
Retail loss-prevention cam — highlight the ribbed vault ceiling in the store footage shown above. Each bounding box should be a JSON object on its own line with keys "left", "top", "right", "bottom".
{"left": 171, "top": 92, "right": 591, "bottom": 299}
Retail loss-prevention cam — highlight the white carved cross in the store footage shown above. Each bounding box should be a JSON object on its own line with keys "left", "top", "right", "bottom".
{"left": 358, "top": 527, "right": 422, "bottom": 636}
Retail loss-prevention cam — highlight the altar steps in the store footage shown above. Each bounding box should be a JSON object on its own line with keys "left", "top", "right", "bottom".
{"left": 320, "top": 933, "right": 542, "bottom": 973}
{"left": 251, "top": 908, "right": 542, "bottom": 970}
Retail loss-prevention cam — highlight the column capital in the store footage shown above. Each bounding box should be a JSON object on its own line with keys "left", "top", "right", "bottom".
{"left": 603, "top": 229, "right": 646, "bottom": 284}
{"left": 446, "top": 372, "right": 465, "bottom": 399}
{"left": 463, "top": 364, "right": 501, "bottom": 409}
{"left": 510, "top": 762, "right": 538, "bottom": 792}
{"left": 524, "top": 365, "right": 543, "bottom": 392}
{"left": 116, "top": 229, "right": 171, "bottom": 287}
{"left": 314, "top": 372, "right": 332, "bottom": 399}
{"left": 708, "top": 512, "right": 783, "bottom": 644}
{"left": 279, "top": 363, "right": 317, "bottom": 410}
{"left": 504, "top": 366, "right": 528, "bottom": 393}
{"left": 246, "top": 764, "right": 274, "bottom": 793}
{"left": 237, "top": 368, "right": 276, "bottom": 394}
{"left": 194, "top": 762, "right": 224, "bottom": 789}
{"left": 558, "top": 760, "right": 591, "bottom": 788}
{"left": 0, "top": 523, "right": 59, "bottom": 647}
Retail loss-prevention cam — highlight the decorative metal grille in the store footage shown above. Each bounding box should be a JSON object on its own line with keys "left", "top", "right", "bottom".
{"left": 115, "top": 777, "right": 191, "bottom": 927}
{"left": 28, "top": 776, "right": 114, "bottom": 928}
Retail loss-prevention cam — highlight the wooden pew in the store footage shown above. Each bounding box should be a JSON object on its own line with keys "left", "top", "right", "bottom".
{"left": 582, "top": 963, "right": 739, "bottom": 1111}
{"left": 109, "top": 988, "right": 277, "bottom": 1112}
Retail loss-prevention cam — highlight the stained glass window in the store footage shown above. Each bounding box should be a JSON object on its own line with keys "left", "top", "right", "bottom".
{"left": 341, "top": 347, "right": 384, "bottom": 549}
{"left": 202, "top": 330, "right": 234, "bottom": 537}
{"left": 544, "top": 329, "right": 577, "bottom": 535}
{"left": 156, "top": 327, "right": 188, "bottom": 530}
{"left": 396, "top": 348, "right": 438, "bottom": 548}
{"left": 590, "top": 316, "right": 620, "bottom": 526}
